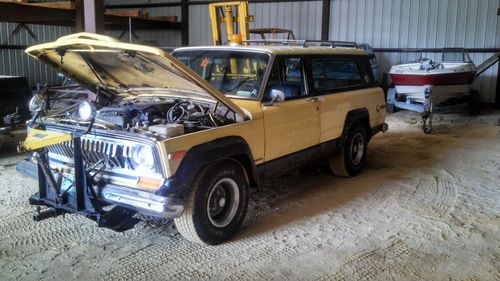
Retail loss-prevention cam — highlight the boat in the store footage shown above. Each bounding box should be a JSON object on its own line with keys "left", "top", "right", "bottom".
{"left": 389, "top": 48, "right": 476, "bottom": 105}
{"left": 387, "top": 48, "right": 477, "bottom": 133}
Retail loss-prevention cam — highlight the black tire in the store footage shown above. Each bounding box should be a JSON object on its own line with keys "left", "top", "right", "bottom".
{"left": 386, "top": 103, "right": 397, "bottom": 113}
{"left": 329, "top": 123, "right": 368, "bottom": 177}
{"left": 386, "top": 88, "right": 398, "bottom": 113}
{"left": 174, "top": 159, "right": 249, "bottom": 245}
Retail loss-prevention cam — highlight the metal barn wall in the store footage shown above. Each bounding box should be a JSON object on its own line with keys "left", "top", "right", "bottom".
{"left": 0, "top": 0, "right": 182, "bottom": 87}
{"left": 1, "top": 0, "right": 498, "bottom": 102}
{"left": 189, "top": 0, "right": 500, "bottom": 103}
{"left": 329, "top": 0, "right": 499, "bottom": 103}
{"left": 0, "top": 23, "right": 71, "bottom": 86}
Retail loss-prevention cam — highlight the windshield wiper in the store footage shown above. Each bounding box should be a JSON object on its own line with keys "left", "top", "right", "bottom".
{"left": 227, "top": 77, "right": 256, "bottom": 94}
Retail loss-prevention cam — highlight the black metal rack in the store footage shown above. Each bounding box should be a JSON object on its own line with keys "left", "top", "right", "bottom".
{"left": 244, "top": 39, "right": 358, "bottom": 48}
{"left": 28, "top": 134, "right": 139, "bottom": 231}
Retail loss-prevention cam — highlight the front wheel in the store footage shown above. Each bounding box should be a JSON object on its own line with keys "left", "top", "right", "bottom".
{"left": 329, "top": 123, "right": 368, "bottom": 177}
{"left": 174, "top": 160, "right": 249, "bottom": 245}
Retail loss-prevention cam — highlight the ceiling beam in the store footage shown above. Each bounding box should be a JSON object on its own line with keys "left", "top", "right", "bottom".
{"left": 0, "top": 2, "right": 181, "bottom": 30}
{"left": 106, "top": 0, "right": 319, "bottom": 9}
{"left": 0, "top": 44, "right": 27, "bottom": 50}
{"left": 0, "top": 2, "right": 75, "bottom": 25}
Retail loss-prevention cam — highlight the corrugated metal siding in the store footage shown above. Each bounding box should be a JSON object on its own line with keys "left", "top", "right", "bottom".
{"left": 0, "top": 23, "right": 71, "bottom": 86}
{"left": 0, "top": 0, "right": 182, "bottom": 87}
{"left": 1, "top": 0, "right": 498, "bottom": 102}
{"left": 189, "top": 1, "right": 322, "bottom": 45}
{"left": 189, "top": 0, "right": 499, "bottom": 102}
{"left": 329, "top": 0, "right": 499, "bottom": 103}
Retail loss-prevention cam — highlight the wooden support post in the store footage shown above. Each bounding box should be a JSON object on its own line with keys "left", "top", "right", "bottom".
{"left": 321, "top": 0, "right": 330, "bottom": 41}
{"left": 75, "top": 0, "right": 84, "bottom": 32}
{"left": 75, "top": 0, "right": 104, "bottom": 33}
{"left": 496, "top": 61, "right": 500, "bottom": 108}
{"left": 181, "top": 0, "right": 189, "bottom": 46}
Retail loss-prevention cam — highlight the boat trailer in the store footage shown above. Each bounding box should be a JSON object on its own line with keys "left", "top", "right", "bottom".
{"left": 386, "top": 85, "right": 478, "bottom": 134}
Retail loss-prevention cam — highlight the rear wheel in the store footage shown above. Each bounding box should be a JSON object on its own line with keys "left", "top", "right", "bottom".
{"left": 174, "top": 160, "right": 249, "bottom": 245}
{"left": 330, "top": 123, "right": 368, "bottom": 177}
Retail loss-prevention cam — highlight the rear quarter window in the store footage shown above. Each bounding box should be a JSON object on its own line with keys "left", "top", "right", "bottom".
{"left": 310, "top": 58, "right": 366, "bottom": 92}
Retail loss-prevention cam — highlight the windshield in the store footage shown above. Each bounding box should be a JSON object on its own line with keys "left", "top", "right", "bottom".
{"left": 173, "top": 50, "right": 270, "bottom": 99}
{"left": 442, "top": 50, "right": 472, "bottom": 63}
{"left": 400, "top": 50, "right": 423, "bottom": 64}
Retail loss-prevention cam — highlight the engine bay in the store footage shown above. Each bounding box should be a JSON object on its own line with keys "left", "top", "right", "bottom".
{"left": 94, "top": 96, "right": 235, "bottom": 136}
{"left": 37, "top": 86, "right": 237, "bottom": 139}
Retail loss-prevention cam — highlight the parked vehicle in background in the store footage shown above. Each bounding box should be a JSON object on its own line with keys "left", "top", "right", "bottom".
{"left": 0, "top": 76, "right": 31, "bottom": 149}
{"left": 357, "top": 43, "right": 380, "bottom": 84}
{"left": 19, "top": 33, "right": 387, "bottom": 245}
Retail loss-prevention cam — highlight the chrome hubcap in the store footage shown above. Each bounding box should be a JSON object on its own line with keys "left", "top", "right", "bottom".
{"left": 350, "top": 133, "right": 365, "bottom": 166}
{"left": 207, "top": 178, "right": 240, "bottom": 228}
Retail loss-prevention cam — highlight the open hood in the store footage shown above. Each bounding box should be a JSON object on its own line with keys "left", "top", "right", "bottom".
{"left": 25, "top": 33, "right": 246, "bottom": 118}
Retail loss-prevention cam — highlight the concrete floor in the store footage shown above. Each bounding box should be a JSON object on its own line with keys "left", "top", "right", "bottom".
{"left": 0, "top": 110, "right": 499, "bottom": 280}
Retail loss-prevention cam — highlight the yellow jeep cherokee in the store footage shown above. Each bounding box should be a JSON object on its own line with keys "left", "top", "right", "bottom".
{"left": 21, "top": 33, "right": 387, "bottom": 245}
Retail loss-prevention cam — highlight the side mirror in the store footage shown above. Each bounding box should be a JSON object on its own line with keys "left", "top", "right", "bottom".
{"left": 264, "top": 89, "right": 285, "bottom": 106}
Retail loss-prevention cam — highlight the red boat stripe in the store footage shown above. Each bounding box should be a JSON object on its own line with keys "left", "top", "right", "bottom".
{"left": 390, "top": 71, "right": 475, "bottom": 86}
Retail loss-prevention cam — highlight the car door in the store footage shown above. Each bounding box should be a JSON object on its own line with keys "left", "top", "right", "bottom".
{"left": 308, "top": 57, "right": 372, "bottom": 142}
{"left": 261, "top": 56, "right": 320, "bottom": 163}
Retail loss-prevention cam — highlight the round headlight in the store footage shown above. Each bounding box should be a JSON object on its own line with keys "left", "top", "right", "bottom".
{"left": 78, "top": 101, "right": 95, "bottom": 121}
{"left": 28, "top": 95, "right": 45, "bottom": 112}
{"left": 132, "top": 146, "right": 155, "bottom": 172}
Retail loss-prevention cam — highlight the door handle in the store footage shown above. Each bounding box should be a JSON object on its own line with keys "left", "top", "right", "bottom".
{"left": 306, "top": 97, "right": 318, "bottom": 102}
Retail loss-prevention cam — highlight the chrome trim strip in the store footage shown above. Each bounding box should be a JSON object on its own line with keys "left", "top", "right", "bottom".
{"left": 101, "top": 184, "right": 184, "bottom": 218}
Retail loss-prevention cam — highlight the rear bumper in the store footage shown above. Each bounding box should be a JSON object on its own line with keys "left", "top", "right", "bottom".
{"left": 101, "top": 184, "right": 184, "bottom": 218}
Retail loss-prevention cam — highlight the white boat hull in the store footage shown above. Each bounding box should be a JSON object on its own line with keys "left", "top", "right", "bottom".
{"left": 394, "top": 84, "right": 472, "bottom": 105}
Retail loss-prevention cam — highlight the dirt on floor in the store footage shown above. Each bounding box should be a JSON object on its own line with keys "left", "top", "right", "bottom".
{"left": 0, "top": 110, "right": 499, "bottom": 280}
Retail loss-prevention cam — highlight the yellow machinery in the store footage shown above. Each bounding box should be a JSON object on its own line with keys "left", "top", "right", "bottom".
{"left": 20, "top": 128, "right": 72, "bottom": 151}
{"left": 208, "top": 1, "right": 254, "bottom": 45}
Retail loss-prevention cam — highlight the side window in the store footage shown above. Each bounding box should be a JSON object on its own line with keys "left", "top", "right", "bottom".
{"left": 264, "top": 57, "right": 308, "bottom": 101}
{"left": 310, "top": 58, "right": 363, "bottom": 92}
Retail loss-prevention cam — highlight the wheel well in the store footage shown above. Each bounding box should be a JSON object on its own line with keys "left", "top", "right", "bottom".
{"left": 344, "top": 108, "right": 371, "bottom": 139}
{"left": 230, "top": 154, "right": 259, "bottom": 189}
{"left": 358, "top": 116, "right": 371, "bottom": 139}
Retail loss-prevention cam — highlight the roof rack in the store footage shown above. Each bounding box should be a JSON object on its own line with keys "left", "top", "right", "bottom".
{"left": 244, "top": 39, "right": 306, "bottom": 46}
{"left": 244, "top": 39, "right": 358, "bottom": 48}
{"left": 305, "top": 40, "right": 358, "bottom": 48}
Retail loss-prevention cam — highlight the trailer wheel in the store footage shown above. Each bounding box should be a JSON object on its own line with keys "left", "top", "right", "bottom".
{"left": 386, "top": 88, "right": 398, "bottom": 113}
{"left": 330, "top": 123, "right": 368, "bottom": 177}
{"left": 387, "top": 103, "right": 397, "bottom": 113}
{"left": 174, "top": 160, "right": 249, "bottom": 245}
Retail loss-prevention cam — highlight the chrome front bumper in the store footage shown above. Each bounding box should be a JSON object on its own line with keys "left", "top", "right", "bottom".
{"left": 101, "top": 185, "right": 184, "bottom": 218}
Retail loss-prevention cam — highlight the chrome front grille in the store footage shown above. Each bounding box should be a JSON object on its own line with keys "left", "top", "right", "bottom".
{"left": 48, "top": 138, "right": 136, "bottom": 170}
